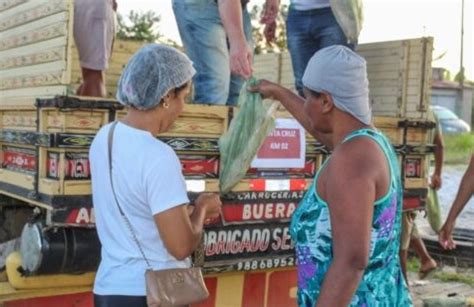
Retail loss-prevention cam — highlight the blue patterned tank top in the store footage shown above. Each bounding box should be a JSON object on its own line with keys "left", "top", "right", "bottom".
{"left": 290, "top": 129, "right": 413, "bottom": 306}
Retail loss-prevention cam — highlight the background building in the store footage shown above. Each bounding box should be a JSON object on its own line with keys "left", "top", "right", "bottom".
{"left": 431, "top": 67, "right": 473, "bottom": 127}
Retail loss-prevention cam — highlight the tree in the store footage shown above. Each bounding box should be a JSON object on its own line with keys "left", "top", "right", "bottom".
{"left": 116, "top": 10, "right": 181, "bottom": 48}
{"left": 117, "top": 10, "right": 162, "bottom": 42}
{"left": 454, "top": 68, "right": 466, "bottom": 84}
{"left": 249, "top": 4, "right": 289, "bottom": 54}
{"left": 443, "top": 69, "right": 452, "bottom": 81}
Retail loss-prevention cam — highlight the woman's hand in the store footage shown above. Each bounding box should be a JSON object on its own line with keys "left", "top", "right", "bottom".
{"left": 438, "top": 222, "right": 456, "bottom": 250}
{"left": 248, "top": 79, "right": 282, "bottom": 100}
{"left": 195, "top": 193, "right": 222, "bottom": 220}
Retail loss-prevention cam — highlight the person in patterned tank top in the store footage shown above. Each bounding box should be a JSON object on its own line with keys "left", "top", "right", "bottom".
{"left": 250, "top": 45, "right": 412, "bottom": 306}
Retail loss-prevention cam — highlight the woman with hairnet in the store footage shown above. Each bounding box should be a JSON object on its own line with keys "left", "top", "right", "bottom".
{"left": 89, "top": 44, "right": 222, "bottom": 307}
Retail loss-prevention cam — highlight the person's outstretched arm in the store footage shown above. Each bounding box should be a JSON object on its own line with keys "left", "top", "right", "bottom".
{"left": 439, "top": 155, "right": 474, "bottom": 250}
{"left": 248, "top": 80, "right": 333, "bottom": 147}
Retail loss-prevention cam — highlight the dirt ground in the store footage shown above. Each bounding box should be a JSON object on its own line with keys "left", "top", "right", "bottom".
{"left": 409, "top": 268, "right": 474, "bottom": 306}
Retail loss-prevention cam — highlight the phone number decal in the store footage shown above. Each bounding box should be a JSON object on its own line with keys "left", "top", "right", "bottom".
{"left": 236, "top": 256, "right": 296, "bottom": 272}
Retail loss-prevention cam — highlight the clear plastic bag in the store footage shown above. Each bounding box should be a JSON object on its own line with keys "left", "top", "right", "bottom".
{"left": 219, "top": 77, "right": 279, "bottom": 194}
{"left": 330, "top": 0, "right": 364, "bottom": 44}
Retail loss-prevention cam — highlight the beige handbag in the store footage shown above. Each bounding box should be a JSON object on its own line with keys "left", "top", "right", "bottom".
{"left": 108, "top": 122, "right": 209, "bottom": 307}
{"left": 145, "top": 267, "right": 208, "bottom": 307}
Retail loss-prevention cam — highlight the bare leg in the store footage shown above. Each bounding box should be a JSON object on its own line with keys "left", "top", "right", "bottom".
{"left": 79, "top": 67, "right": 106, "bottom": 97}
{"left": 399, "top": 249, "right": 409, "bottom": 285}
{"left": 410, "top": 237, "right": 437, "bottom": 279}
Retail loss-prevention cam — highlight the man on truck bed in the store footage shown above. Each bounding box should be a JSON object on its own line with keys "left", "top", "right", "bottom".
{"left": 73, "top": 0, "right": 117, "bottom": 97}
{"left": 250, "top": 45, "right": 412, "bottom": 306}
{"left": 263, "top": 0, "right": 357, "bottom": 97}
{"left": 173, "top": 0, "right": 278, "bottom": 105}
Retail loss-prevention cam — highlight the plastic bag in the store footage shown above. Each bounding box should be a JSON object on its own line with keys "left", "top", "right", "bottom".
{"left": 330, "top": 0, "right": 364, "bottom": 44}
{"left": 219, "top": 77, "right": 279, "bottom": 194}
{"left": 426, "top": 187, "right": 442, "bottom": 233}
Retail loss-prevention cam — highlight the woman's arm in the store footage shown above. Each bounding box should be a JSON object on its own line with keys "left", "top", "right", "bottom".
{"left": 439, "top": 155, "right": 474, "bottom": 249}
{"left": 144, "top": 150, "right": 222, "bottom": 260}
{"left": 316, "top": 139, "right": 381, "bottom": 306}
{"left": 154, "top": 193, "right": 221, "bottom": 260}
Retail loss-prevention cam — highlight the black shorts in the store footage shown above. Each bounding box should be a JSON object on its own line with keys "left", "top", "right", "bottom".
{"left": 94, "top": 294, "right": 147, "bottom": 307}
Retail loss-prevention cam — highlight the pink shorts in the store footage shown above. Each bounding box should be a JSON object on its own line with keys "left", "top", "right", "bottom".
{"left": 73, "top": 0, "right": 116, "bottom": 71}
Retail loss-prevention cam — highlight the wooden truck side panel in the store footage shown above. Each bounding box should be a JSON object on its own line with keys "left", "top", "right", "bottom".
{"left": 0, "top": 0, "right": 74, "bottom": 108}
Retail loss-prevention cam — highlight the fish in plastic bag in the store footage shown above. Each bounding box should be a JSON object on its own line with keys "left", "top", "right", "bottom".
{"left": 219, "top": 77, "right": 279, "bottom": 194}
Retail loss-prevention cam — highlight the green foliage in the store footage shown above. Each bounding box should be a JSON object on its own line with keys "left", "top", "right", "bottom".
{"left": 117, "top": 10, "right": 162, "bottom": 42}
{"left": 443, "top": 69, "right": 452, "bottom": 81}
{"left": 444, "top": 133, "right": 474, "bottom": 164}
{"left": 454, "top": 68, "right": 466, "bottom": 83}
{"left": 406, "top": 257, "right": 474, "bottom": 287}
{"left": 249, "top": 4, "right": 289, "bottom": 54}
{"left": 433, "top": 272, "right": 474, "bottom": 287}
{"left": 407, "top": 257, "right": 421, "bottom": 273}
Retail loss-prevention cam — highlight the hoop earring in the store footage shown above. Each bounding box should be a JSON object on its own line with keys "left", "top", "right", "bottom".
{"left": 163, "top": 102, "right": 170, "bottom": 109}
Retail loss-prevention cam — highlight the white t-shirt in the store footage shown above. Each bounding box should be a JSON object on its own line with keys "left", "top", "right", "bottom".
{"left": 90, "top": 122, "right": 190, "bottom": 296}
{"left": 291, "top": 0, "right": 330, "bottom": 10}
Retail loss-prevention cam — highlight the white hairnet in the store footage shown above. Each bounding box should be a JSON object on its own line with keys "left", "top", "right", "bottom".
{"left": 117, "top": 44, "right": 196, "bottom": 110}
{"left": 302, "top": 45, "right": 371, "bottom": 125}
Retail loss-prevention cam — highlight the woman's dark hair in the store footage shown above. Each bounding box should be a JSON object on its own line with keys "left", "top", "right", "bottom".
{"left": 174, "top": 81, "right": 191, "bottom": 96}
{"left": 304, "top": 87, "right": 323, "bottom": 99}
{"left": 154, "top": 81, "right": 191, "bottom": 107}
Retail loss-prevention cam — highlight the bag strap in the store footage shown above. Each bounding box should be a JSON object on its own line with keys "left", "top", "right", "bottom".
{"left": 107, "top": 121, "right": 152, "bottom": 269}
{"left": 107, "top": 122, "right": 204, "bottom": 268}
{"left": 193, "top": 237, "right": 205, "bottom": 267}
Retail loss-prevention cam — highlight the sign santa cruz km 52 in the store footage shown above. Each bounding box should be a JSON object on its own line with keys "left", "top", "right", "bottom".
{"left": 252, "top": 119, "right": 306, "bottom": 169}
